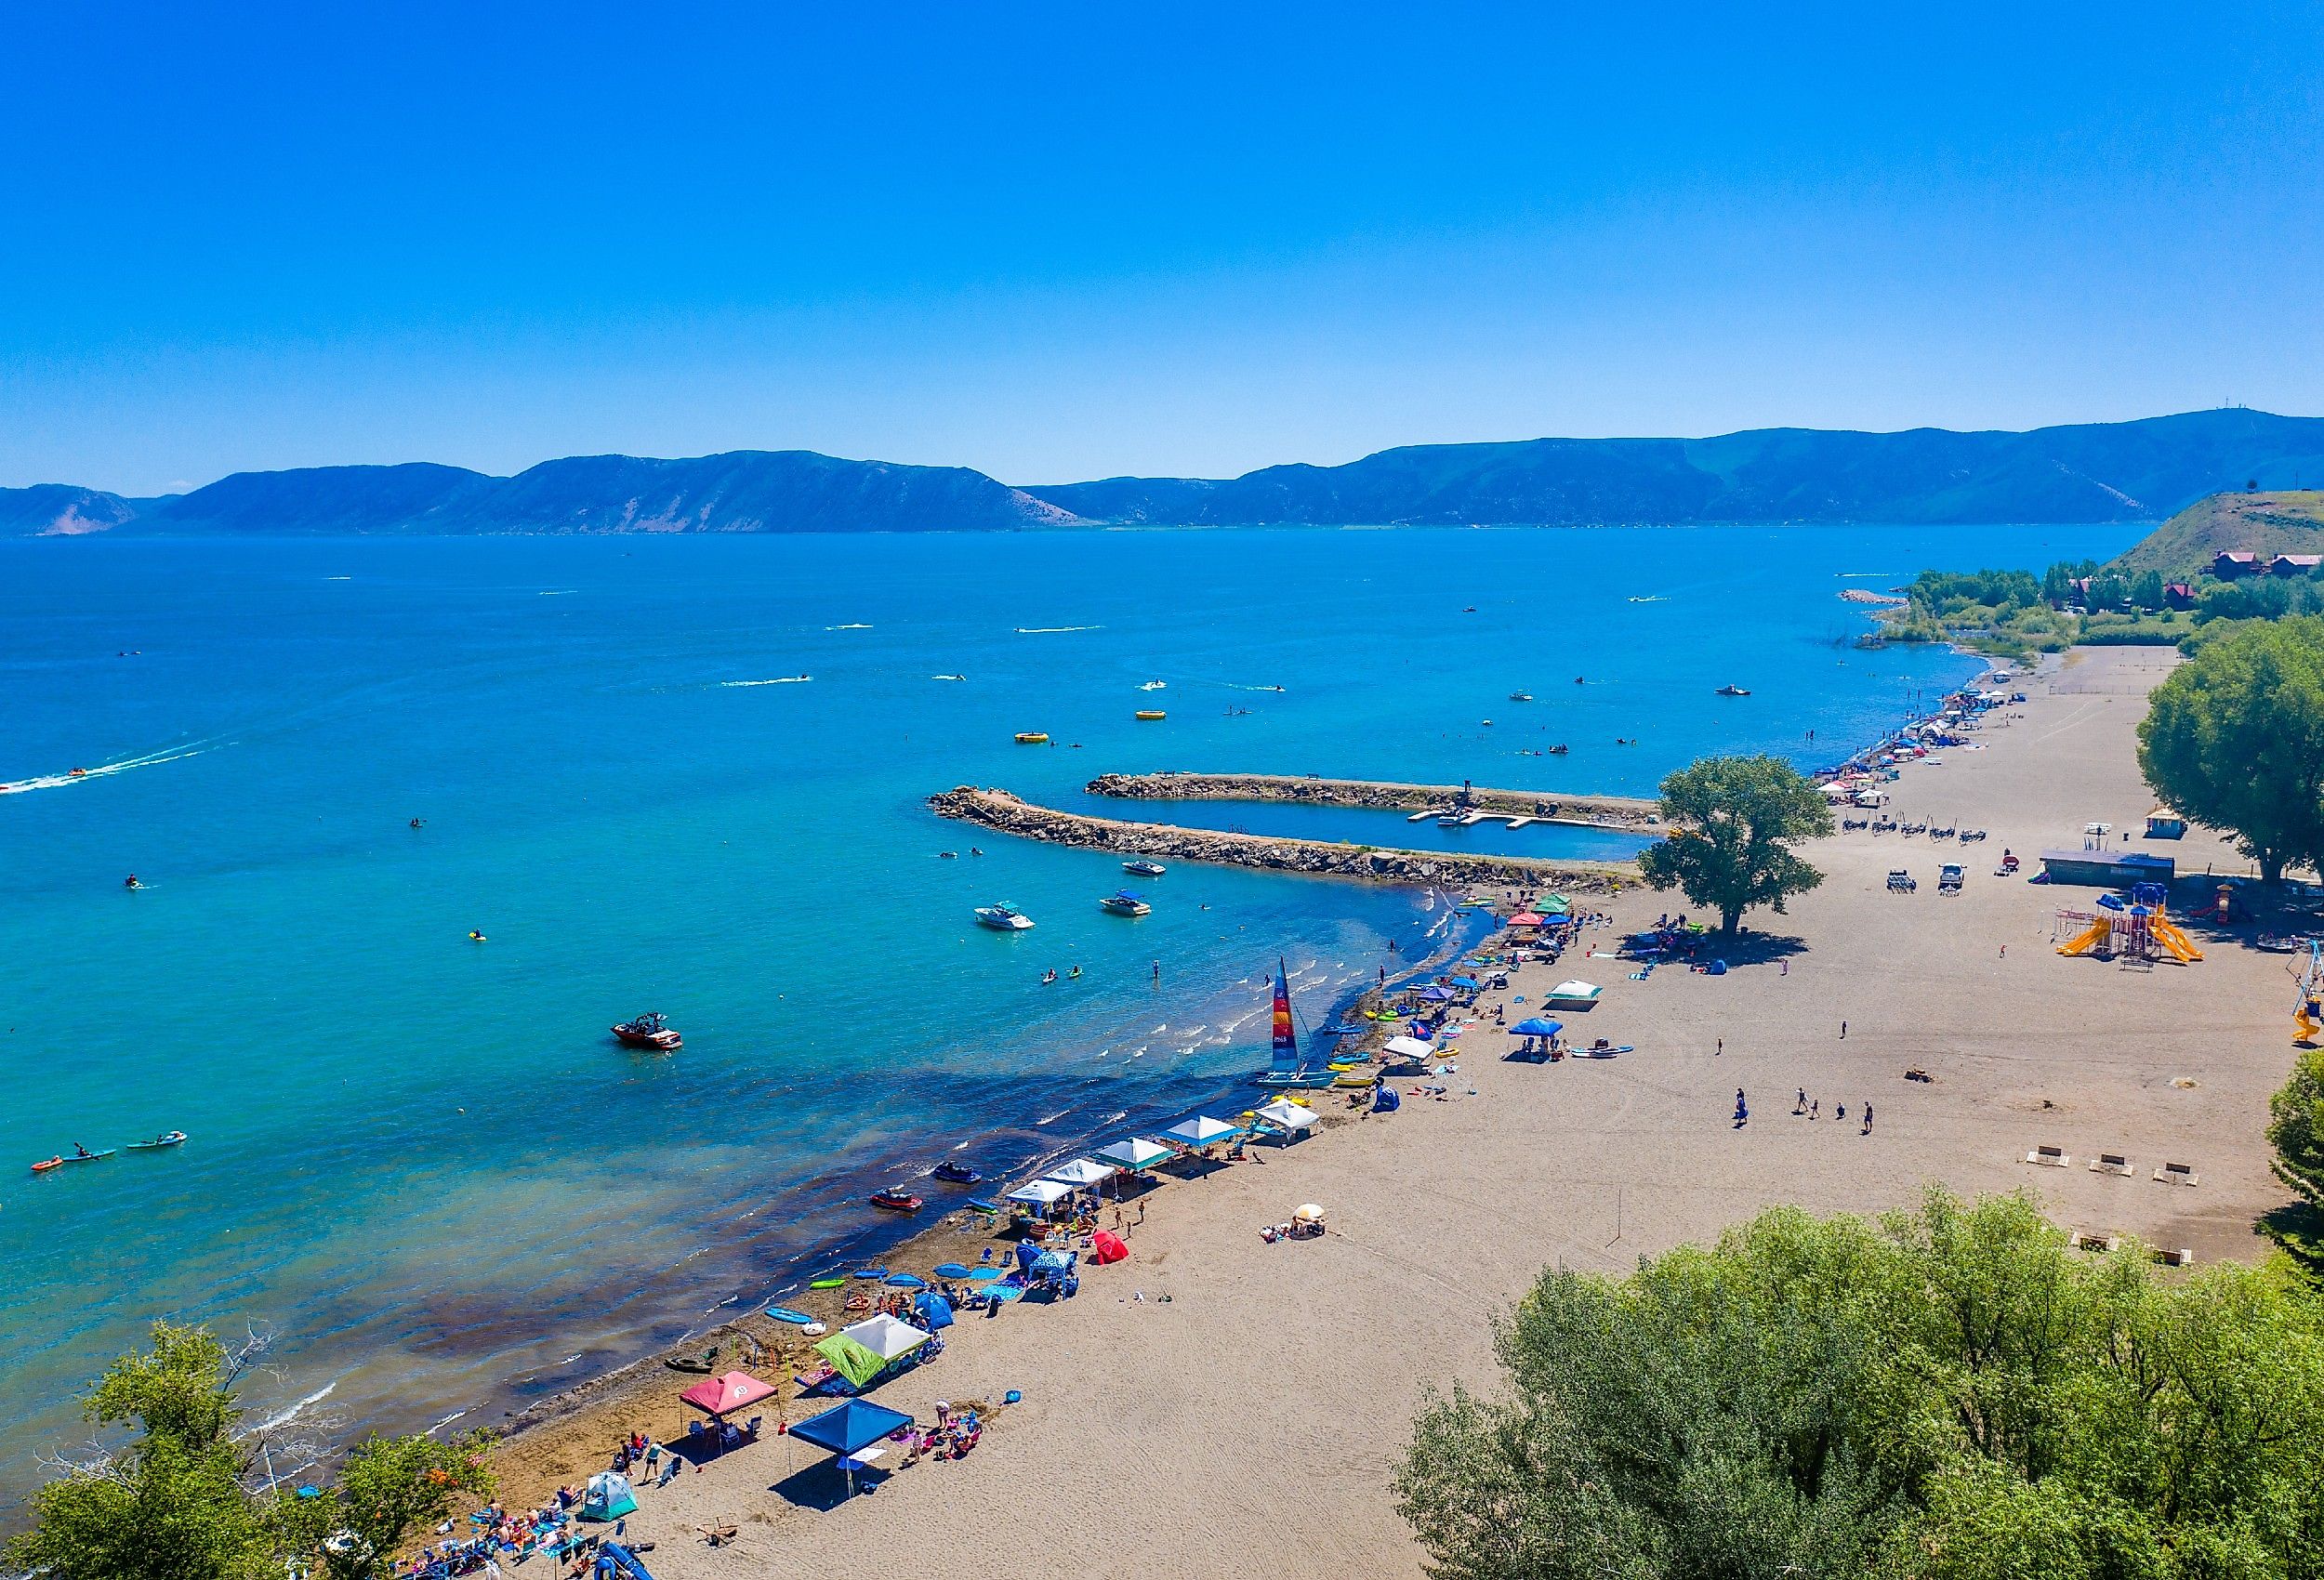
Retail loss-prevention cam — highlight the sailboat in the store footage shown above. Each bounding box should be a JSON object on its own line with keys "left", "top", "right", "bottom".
{"left": 1253, "top": 960, "right": 1339, "bottom": 1088}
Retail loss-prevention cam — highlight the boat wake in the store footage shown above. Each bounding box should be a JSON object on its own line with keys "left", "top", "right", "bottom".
{"left": 539, "top": 589, "right": 578, "bottom": 596}
{"left": 1014, "top": 625, "right": 1103, "bottom": 634}
{"left": 1221, "top": 681, "right": 1287, "bottom": 691}
{"left": 930, "top": 674, "right": 967, "bottom": 681}
{"left": 825, "top": 623, "right": 874, "bottom": 630}
{"left": 721, "top": 677, "right": 812, "bottom": 687}
{"left": 1, "top": 742, "right": 219, "bottom": 796}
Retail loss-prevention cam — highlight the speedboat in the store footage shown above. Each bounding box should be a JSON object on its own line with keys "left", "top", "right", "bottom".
{"left": 127, "top": 1131, "right": 188, "bottom": 1151}
{"left": 1100, "top": 890, "right": 1152, "bottom": 916}
{"left": 1138, "top": 679, "right": 1167, "bottom": 691}
{"left": 1509, "top": 691, "right": 1533, "bottom": 702}
{"left": 1715, "top": 684, "right": 1750, "bottom": 697}
{"left": 1122, "top": 859, "right": 1167, "bottom": 877}
{"left": 611, "top": 1012, "right": 682, "bottom": 1050}
{"left": 869, "top": 1189, "right": 924, "bottom": 1213}
{"left": 1134, "top": 709, "right": 1167, "bottom": 720}
{"left": 974, "top": 903, "right": 1036, "bottom": 930}
{"left": 1013, "top": 731, "right": 1050, "bottom": 744}
{"left": 932, "top": 1160, "right": 983, "bottom": 1185}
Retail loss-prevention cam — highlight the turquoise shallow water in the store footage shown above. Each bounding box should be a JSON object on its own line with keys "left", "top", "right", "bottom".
{"left": 0, "top": 522, "right": 2136, "bottom": 1496}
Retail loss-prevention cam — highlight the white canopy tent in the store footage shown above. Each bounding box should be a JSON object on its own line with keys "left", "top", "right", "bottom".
{"left": 1253, "top": 1099, "right": 1318, "bottom": 1132}
{"left": 1382, "top": 1034, "right": 1434, "bottom": 1060}
{"left": 1094, "top": 1138, "right": 1172, "bottom": 1171}
{"left": 837, "top": 1313, "right": 931, "bottom": 1361}
{"left": 1005, "top": 1179, "right": 1075, "bottom": 1207}
{"left": 1161, "top": 1116, "right": 1240, "bottom": 1148}
{"left": 1043, "top": 1157, "right": 1118, "bottom": 1189}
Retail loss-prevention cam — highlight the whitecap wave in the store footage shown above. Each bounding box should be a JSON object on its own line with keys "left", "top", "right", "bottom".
{"left": 251, "top": 1382, "right": 336, "bottom": 1435}
{"left": 826, "top": 623, "right": 873, "bottom": 630}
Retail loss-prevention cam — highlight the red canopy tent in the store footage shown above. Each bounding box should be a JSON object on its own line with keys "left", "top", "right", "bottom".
{"left": 679, "top": 1370, "right": 778, "bottom": 1418}
{"left": 1089, "top": 1230, "right": 1129, "bottom": 1264}
{"left": 1508, "top": 912, "right": 1545, "bottom": 928}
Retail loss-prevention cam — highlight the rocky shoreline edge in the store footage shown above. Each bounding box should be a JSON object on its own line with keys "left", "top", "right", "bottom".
{"left": 1084, "top": 770, "right": 1665, "bottom": 831}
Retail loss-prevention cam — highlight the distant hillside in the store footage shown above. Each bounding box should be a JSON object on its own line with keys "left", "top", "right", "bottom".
{"left": 1026, "top": 409, "right": 2324, "bottom": 527}
{"left": 11, "top": 408, "right": 2324, "bottom": 537}
{"left": 12, "top": 452, "right": 1080, "bottom": 537}
{"left": 2110, "top": 491, "right": 2324, "bottom": 575}
{"left": 0, "top": 483, "right": 143, "bottom": 536}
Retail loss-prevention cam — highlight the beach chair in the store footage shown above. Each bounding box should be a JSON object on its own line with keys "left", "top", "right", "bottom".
{"left": 2089, "top": 1152, "right": 2134, "bottom": 1178}
{"left": 2025, "top": 1144, "right": 2069, "bottom": 1167}
{"left": 2152, "top": 1161, "right": 2200, "bottom": 1187}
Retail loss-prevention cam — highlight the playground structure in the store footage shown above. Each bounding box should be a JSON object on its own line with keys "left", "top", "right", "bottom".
{"left": 2054, "top": 883, "right": 2204, "bottom": 966}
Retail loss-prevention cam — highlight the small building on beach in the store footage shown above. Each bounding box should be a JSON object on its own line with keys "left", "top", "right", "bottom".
{"left": 2145, "top": 808, "right": 2187, "bottom": 840}
{"left": 2040, "top": 849, "right": 2176, "bottom": 889}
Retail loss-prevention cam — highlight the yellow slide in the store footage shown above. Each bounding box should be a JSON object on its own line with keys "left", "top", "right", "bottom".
{"left": 2055, "top": 918, "right": 2111, "bottom": 956}
{"left": 2148, "top": 917, "right": 2204, "bottom": 963}
{"left": 2298, "top": 1007, "right": 2320, "bottom": 1046}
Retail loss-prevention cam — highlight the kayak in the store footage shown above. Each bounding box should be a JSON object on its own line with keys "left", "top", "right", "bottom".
{"left": 850, "top": 1266, "right": 888, "bottom": 1280}
{"left": 44, "top": 1150, "right": 116, "bottom": 1167}
{"left": 764, "top": 1306, "right": 815, "bottom": 1325}
{"left": 127, "top": 1132, "right": 188, "bottom": 1151}
{"left": 30, "top": 1157, "right": 62, "bottom": 1173}
{"left": 808, "top": 1276, "right": 846, "bottom": 1290}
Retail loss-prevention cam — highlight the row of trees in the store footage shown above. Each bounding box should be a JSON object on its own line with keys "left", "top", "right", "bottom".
{"left": 6, "top": 1323, "right": 494, "bottom": 1580}
{"left": 2140, "top": 615, "right": 2324, "bottom": 884}
{"left": 1399, "top": 1189, "right": 2324, "bottom": 1580}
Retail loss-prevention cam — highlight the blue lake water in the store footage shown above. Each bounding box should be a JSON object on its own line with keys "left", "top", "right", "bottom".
{"left": 0, "top": 521, "right": 2137, "bottom": 1495}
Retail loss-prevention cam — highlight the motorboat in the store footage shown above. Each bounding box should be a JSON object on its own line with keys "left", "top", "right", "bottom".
{"left": 869, "top": 1189, "right": 924, "bottom": 1213}
{"left": 974, "top": 903, "right": 1036, "bottom": 930}
{"left": 1134, "top": 710, "right": 1167, "bottom": 720}
{"left": 611, "top": 1012, "right": 682, "bottom": 1051}
{"left": 1122, "top": 859, "right": 1167, "bottom": 877}
{"left": 1013, "top": 731, "right": 1050, "bottom": 744}
{"left": 931, "top": 1160, "right": 983, "bottom": 1184}
{"left": 127, "top": 1131, "right": 188, "bottom": 1151}
{"left": 1100, "top": 890, "right": 1152, "bottom": 917}
{"left": 1715, "top": 684, "right": 1751, "bottom": 697}
{"left": 1509, "top": 691, "right": 1533, "bottom": 702}
{"left": 1138, "top": 680, "right": 1167, "bottom": 691}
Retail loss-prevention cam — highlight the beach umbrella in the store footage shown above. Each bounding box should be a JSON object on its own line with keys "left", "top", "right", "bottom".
{"left": 932, "top": 1262, "right": 973, "bottom": 1279}
{"left": 1511, "top": 1018, "right": 1563, "bottom": 1037}
{"left": 1449, "top": 976, "right": 1481, "bottom": 990}
{"left": 884, "top": 1272, "right": 927, "bottom": 1289}
{"left": 1293, "top": 1204, "right": 1326, "bottom": 1224}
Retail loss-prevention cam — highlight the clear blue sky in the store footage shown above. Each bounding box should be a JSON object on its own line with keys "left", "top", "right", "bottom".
{"left": 5, "top": 1, "right": 2320, "bottom": 494}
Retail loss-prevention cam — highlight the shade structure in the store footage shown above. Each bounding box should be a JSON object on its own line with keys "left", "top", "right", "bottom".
{"left": 1450, "top": 975, "right": 1481, "bottom": 990}
{"left": 1382, "top": 1035, "right": 1434, "bottom": 1060}
{"left": 579, "top": 1471, "right": 637, "bottom": 1522}
{"left": 932, "top": 1262, "right": 973, "bottom": 1279}
{"left": 1511, "top": 1018, "right": 1564, "bottom": 1037}
{"left": 1540, "top": 894, "right": 1572, "bottom": 913}
{"left": 1160, "top": 1115, "right": 1239, "bottom": 1147}
{"left": 840, "top": 1313, "right": 931, "bottom": 1360}
{"left": 883, "top": 1272, "right": 927, "bottom": 1289}
{"left": 1293, "top": 1203, "right": 1326, "bottom": 1223}
{"left": 1043, "top": 1157, "right": 1117, "bottom": 1188}
{"left": 1089, "top": 1230, "right": 1129, "bottom": 1263}
{"left": 678, "top": 1370, "right": 777, "bottom": 1418}
{"left": 1549, "top": 981, "right": 1601, "bottom": 998}
{"left": 790, "top": 1398, "right": 914, "bottom": 1457}
{"left": 1508, "top": 912, "right": 1545, "bottom": 928}
{"left": 1253, "top": 1099, "right": 1317, "bottom": 1131}
{"left": 1417, "top": 985, "right": 1453, "bottom": 1001}
{"left": 1006, "top": 1178, "right": 1074, "bottom": 1207}
{"left": 1094, "top": 1137, "right": 1172, "bottom": 1171}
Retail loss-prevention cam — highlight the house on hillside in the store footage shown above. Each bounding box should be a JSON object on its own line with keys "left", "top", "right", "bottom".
{"left": 2213, "top": 550, "right": 2258, "bottom": 578}
{"left": 2164, "top": 582, "right": 2194, "bottom": 610}
{"left": 2271, "top": 553, "right": 2324, "bottom": 577}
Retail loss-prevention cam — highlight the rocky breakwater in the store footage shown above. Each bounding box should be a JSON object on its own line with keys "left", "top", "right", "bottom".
{"left": 1084, "top": 770, "right": 1664, "bottom": 832}
{"left": 930, "top": 786, "right": 1635, "bottom": 891}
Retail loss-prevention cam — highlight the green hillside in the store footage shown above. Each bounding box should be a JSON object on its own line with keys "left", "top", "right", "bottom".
{"left": 2112, "top": 490, "right": 2324, "bottom": 575}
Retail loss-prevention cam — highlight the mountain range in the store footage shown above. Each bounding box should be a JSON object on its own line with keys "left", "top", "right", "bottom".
{"left": 7, "top": 408, "right": 2323, "bottom": 537}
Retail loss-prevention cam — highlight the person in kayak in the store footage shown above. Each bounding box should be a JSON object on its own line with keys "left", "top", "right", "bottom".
{"left": 73, "top": 1142, "right": 92, "bottom": 1158}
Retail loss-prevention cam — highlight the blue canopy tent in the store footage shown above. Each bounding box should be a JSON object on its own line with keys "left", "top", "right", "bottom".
{"left": 1511, "top": 1018, "right": 1563, "bottom": 1037}
{"left": 1449, "top": 975, "right": 1481, "bottom": 990}
{"left": 911, "top": 1290, "right": 956, "bottom": 1330}
{"left": 789, "top": 1399, "right": 916, "bottom": 1497}
{"left": 1417, "top": 986, "right": 1453, "bottom": 1002}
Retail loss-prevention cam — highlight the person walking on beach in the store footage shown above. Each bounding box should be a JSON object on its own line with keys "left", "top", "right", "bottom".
{"left": 1839, "top": 1020, "right": 1847, "bottom": 1039}
{"left": 1734, "top": 1088, "right": 1748, "bottom": 1126}
{"left": 1810, "top": 1099, "right": 1819, "bottom": 1120}
{"left": 1862, "top": 1102, "right": 1874, "bottom": 1136}
{"left": 1795, "top": 1086, "right": 1806, "bottom": 1113}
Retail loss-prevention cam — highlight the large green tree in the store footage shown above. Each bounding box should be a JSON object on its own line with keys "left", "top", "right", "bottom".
{"left": 1636, "top": 754, "right": 1833, "bottom": 933}
{"left": 6, "top": 1323, "right": 495, "bottom": 1580}
{"left": 2139, "top": 614, "right": 2324, "bottom": 883}
{"left": 1397, "top": 1190, "right": 2324, "bottom": 1580}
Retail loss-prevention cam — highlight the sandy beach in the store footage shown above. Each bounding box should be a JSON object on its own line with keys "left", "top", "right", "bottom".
{"left": 482, "top": 645, "right": 2296, "bottom": 1578}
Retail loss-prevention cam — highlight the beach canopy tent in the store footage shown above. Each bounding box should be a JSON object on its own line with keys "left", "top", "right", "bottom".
{"left": 1043, "top": 1157, "right": 1117, "bottom": 1188}
{"left": 789, "top": 1398, "right": 916, "bottom": 1496}
{"left": 1383, "top": 1035, "right": 1434, "bottom": 1060}
{"left": 579, "top": 1471, "right": 638, "bottom": 1522}
{"left": 1511, "top": 1018, "right": 1563, "bottom": 1038}
{"left": 813, "top": 1315, "right": 931, "bottom": 1389}
{"left": 678, "top": 1370, "right": 777, "bottom": 1419}
{"left": 1094, "top": 1138, "right": 1172, "bottom": 1171}
{"left": 1417, "top": 985, "right": 1453, "bottom": 1002}
{"left": 1450, "top": 975, "right": 1482, "bottom": 990}
{"left": 910, "top": 1290, "right": 955, "bottom": 1330}
{"left": 1161, "top": 1115, "right": 1241, "bottom": 1148}
{"left": 1090, "top": 1230, "right": 1129, "bottom": 1263}
{"left": 1254, "top": 1099, "right": 1317, "bottom": 1132}
{"left": 1548, "top": 981, "right": 1602, "bottom": 1001}
{"left": 1006, "top": 1178, "right": 1075, "bottom": 1208}
{"left": 1508, "top": 912, "right": 1545, "bottom": 928}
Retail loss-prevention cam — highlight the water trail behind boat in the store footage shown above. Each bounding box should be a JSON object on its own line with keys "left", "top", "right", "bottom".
{"left": 1, "top": 742, "right": 220, "bottom": 797}
{"left": 1013, "top": 625, "right": 1103, "bottom": 634}
{"left": 720, "top": 677, "right": 812, "bottom": 687}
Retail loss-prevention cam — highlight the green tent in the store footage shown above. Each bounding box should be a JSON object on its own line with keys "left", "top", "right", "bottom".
{"left": 812, "top": 1333, "right": 889, "bottom": 1389}
{"left": 1539, "top": 894, "right": 1572, "bottom": 915}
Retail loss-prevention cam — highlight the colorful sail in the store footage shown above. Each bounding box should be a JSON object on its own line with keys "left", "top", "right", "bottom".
{"left": 1271, "top": 961, "right": 1299, "bottom": 1071}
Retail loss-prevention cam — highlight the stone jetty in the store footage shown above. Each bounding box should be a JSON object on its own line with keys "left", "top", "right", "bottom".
{"left": 929, "top": 785, "right": 1638, "bottom": 890}
{"left": 1083, "top": 770, "right": 1663, "bottom": 831}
